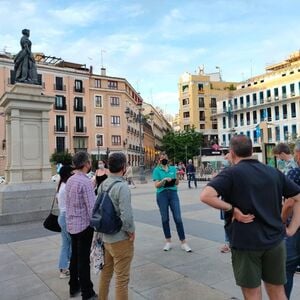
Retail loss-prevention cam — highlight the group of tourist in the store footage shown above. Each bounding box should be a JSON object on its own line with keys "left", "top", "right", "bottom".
{"left": 54, "top": 135, "right": 300, "bottom": 300}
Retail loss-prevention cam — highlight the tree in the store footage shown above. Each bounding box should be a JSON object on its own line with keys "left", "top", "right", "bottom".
{"left": 50, "top": 150, "right": 73, "bottom": 165}
{"left": 161, "top": 127, "right": 204, "bottom": 164}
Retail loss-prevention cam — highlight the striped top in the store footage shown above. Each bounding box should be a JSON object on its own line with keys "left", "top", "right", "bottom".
{"left": 65, "top": 172, "right": 96, "bottom": 234}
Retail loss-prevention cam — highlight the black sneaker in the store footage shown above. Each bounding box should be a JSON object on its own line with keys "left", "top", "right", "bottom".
{"left": 70, "top": 286, "right": 81, "bottom": 298}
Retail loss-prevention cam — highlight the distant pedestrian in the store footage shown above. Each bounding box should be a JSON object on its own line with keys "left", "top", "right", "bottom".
{"left": 99, "top": 152, "right": 135, "bottom": 300}
{"left": 273, "top": 142, "right": 298, "bottom": 174}
{"left": 186, "top": 159, "right": 197, "bottom": 188}
{"left": 124, "top": 161, "right": 136, "bottom": 188}
{"left": 200, "top": 135, "right": 300, "bottom": 300}
{"left": 94, "top": 160, "right": 109, "bottom": 194}
{"left": 57, "top": 165, "right": 73, "bottom": 279}
{"left": 152, "top": 152, "right": 192, "bottom": 252}
{"left": 65, "top": 151, "right": 97, "bottom": 299}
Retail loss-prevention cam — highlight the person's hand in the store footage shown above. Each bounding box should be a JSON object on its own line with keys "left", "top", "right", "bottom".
{"left": 232, "top": 207, "right": 255, "bottom": 223}
{"left": 127, "top": 232, "right": 135, "bottom": 241}
{"left": 165, "top": 177, "right": 172, "bottom": 182}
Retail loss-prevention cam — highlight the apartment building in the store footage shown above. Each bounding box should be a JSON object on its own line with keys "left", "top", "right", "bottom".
{"left": 0, "top": 52, "right": 147, "bottom": 174}
{"left": 217, "top": 51, "right": 300, "bottom": 149}
{"left": 178, "top": 70, "right": 237, "bottom": 146}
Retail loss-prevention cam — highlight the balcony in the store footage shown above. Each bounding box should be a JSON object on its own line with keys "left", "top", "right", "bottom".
{"left": 54, "top": 104, "right": 67, "bottom": 111}
{"left": 54, "top": 84, "right": 66, "bottom": 91}
{"left": 73, "top": 106, "right": 86, "bottom": 112}
{"left": 74, "top": 126, "right": 87, "bottom": 134}
{"left": 54, "top": 125, "right": 68, "bottom": 133}
{"left": 74, "top": 87, "right": 85, "bottom": 93}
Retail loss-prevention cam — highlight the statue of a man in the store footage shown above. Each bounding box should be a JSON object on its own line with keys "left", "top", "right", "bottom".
{"left": 14, "top": 29, "right": 38, "bottom": 84}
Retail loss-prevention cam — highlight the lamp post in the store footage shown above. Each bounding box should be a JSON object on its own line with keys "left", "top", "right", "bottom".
{"left": 125, "top": 105, "right": 147, "bottom": 183}
{"left": 97, "top": 141, "right": 100, "bottom": 161}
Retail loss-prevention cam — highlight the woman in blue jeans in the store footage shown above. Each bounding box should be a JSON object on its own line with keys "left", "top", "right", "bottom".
{"left": 57, "top": 165, "right": 73, "bottom": 278}
{"left": 152, "top": 152, "right": 192, "bottom": 252}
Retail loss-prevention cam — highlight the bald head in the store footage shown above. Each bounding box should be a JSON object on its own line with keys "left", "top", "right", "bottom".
{"left": 230, "top": 135, "right": 253, "bottom": 158}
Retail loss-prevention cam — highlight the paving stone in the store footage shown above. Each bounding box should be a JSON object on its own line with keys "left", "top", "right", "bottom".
{"left": 0, "top": 259, "right": 32, "bottom": 282}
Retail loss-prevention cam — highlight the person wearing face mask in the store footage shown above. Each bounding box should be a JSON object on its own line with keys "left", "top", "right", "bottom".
{"left": 98, "top": 152, "right": 135, "bottom": 300}
{"left": 65, "top": 151, "right": 97, "bottom": 299}
{"left": 94, "top": 160, "right": 109, "bottom": 195}
{"left": 152, "top": 152, "right": 192, "bottom": 252}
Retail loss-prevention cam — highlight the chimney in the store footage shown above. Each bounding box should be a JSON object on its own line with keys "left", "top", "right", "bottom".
{"left": 101, "top": 67, "right": 106, "bottom": 76}
{"left": 89, "top": 65, "right": 93, "bottom": 74}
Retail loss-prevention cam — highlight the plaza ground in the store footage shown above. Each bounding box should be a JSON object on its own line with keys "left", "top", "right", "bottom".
{"left": 0, "top": 179, "right": 299, "bottom": 299}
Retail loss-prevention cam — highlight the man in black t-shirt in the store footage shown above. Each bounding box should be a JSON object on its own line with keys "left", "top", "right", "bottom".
{"left": 200, "top": 135, "right": 300, "bottom": 300}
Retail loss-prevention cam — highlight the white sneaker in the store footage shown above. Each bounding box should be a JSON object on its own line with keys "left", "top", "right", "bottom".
{"left": 163, "top": 242, "right": 172, "bottom": 251}
{"left": 181, "top": 243, "right": 192, "bottom": 252}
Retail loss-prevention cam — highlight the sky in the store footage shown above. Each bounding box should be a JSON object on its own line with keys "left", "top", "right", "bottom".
{"left": 1, "top": 0, "right": 300, "bottom": 115}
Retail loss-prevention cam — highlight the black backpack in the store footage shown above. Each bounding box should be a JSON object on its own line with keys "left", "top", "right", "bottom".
{"left": 90, "top": 180, "right": 123, "bottom": 234}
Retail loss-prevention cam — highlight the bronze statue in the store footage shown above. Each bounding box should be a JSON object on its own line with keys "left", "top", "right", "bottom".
{"left": 14, "top": 29, "right": 38, "bottom": 84}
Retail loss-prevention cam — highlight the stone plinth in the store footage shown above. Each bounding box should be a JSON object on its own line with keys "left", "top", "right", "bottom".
{"left": 0, "top": 83, "right": 56, "bottom": 224}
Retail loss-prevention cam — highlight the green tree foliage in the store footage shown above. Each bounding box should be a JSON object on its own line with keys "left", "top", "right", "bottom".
{"left": 161, "top": 127, "right": 204, "bottom": 164}
{"left": 50, "top": 150, "right": 73, "bottom": 165}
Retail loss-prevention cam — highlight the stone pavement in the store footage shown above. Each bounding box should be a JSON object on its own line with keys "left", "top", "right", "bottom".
{"left": 0, "top": 180, "right": 300, "bottom": 300}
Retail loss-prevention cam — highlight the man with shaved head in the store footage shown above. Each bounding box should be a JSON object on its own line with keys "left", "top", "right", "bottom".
{"left": 200, "top": 135, "right": 300, "bottom": 300}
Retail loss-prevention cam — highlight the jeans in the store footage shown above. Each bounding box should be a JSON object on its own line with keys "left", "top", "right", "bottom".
{"left": 188, "top": 173, "right": 197, "bottom": 188}
{"left": 58, "top": 212, "right": 72, "bottom": 270}
{"left": 156, "top": 189, "right": 186, "bottom": 241}
{"left": 99, "top": 239, "right": 134, "bottom": 300}
{"left": 69, "top": 226, "right": 95, "bottom": 300}
{"left": 284, "top": 230, "right": 300, "bottom": 299}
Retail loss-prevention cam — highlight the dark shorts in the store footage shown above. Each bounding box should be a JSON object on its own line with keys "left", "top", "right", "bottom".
{"left": 231, "top": 240, "right": 286, "bottom": 288}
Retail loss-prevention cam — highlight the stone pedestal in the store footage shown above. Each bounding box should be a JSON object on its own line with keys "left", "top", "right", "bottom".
{"left": 0, "top": 83, "right": 56, "bottom": 224}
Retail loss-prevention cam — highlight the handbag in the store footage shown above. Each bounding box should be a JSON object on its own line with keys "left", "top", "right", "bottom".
{"left": 90, "top": 232, "right": 105, "bottom": 274}
{"left": 43, "top": 195, "right": 61, "bottom": 232}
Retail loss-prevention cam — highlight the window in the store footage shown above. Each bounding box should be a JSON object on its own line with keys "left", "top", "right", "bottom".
{"left": 260, "top": 109, "right": 266, "bottom": 122}
{"left": 198, "top": 97, "right": 204, "bottom": 107}
{"left": 110, "top": 96, "right": 120, "bottom": 106}
{"left": 55, "top": 77, "right": 63, "bottom": 90}
{"left": 253, "top": 111, "right": 257, "bottom": 124}
{"left": 95, "top": 95, "right": 103, "bottom": 108}
{"left": 223, "top": 101, "right": 226, "bottom": 112}
{"left": 246, "top": 95, "right": 250, "bottom": 107}
{"left": 282, "top": 86, "right": 287, "bottom": 99}
{"left": 240, "top": 113, "right": 244, "bottom": 126}
{"left": 183, "top": 112, "right": 190, "bottom": 118}
{"left": 253, "top": 130, "right": 258, "bottom": 143}
{"left": 200, "top": 124, "right": 205, "bottom": 129}
{"left": 210, "top": 98, "right": 216, "bottom": 107}
{"left": 74, "top": 80, "right": 83, "bottom": 92}
{"left": 240, "top": 96, "right": 244, "bottom": 108}
{"left": 111, "top": 135, "right": 121, "bottom": 145}
{"left": 267, "top": 127, "right": 272, "bottom": 142}
{"left": 291, "top": 102, "right": 296, "bottom": 118}
{"left": 267, "top": 107, "right": 272, "bottom": 121}
{"left": 274, "top": 88, "right": 279, "bottom": 100}
{"left": 222, "top": 134, "right": 226, "bottom": 144}
{"left": 73, "top": 137, "right": 87, "bottom": 151}
{"left": 198, "top": 83, "right": 203, "bottom": 92}
{"left": 96, "top": 134, "right": 103, "bottom": 146}
{"left": 292, "top": 125, "right": 297, "bottom": 138}
{"left": 234, "top": 115, "right": 238, "bottom": 127}
{"left": 74, "top": 97, "right": 83, "bottom": 112}
{"left": 283, "top": 104, "right": 287, "bottom": 119}
{"left": 246, "top": 112, "right": 250, "bottom": 125}
{"left": 111, "top": 115, "right": 120, "bottom": 125}
{"left": 182, "top": 84, "right": 189, "bottom": 92}
{"left": 266, "top": 89, "right": 271, "bottom": 100}
{"left": 199, "top": 111, "right": 205, "bottom": 121}
{"left": 223, "top": 117, "right": 226, "bottom": 129}
{"left": 75, "top": 116, "right": 84, "bottom": 132}
{"left": 56, "top": 115, "right": 65, "bottom": 131}
{"left": 95, "top": 115, "right": 103, "bottom": 127}
{"left": 108, "top": 80, "right": 118, "bottom": 89}
{"left": 55, "top": 95, "right": 66, "bottom": 110}
{"left": 234, "top": 98, "right": 238, "bottom": 109}
{"left": 246, "top": 131, "right": 250, "bottom": 137}
{"left": 275, "top": 106, "right": 279, "bottom": 120}
{"left": 259, "top": 91, "right": 264, "bottom": 103}
{"left": 56, "top": 137, "right": 65, "bottom": 153}
{"left": 275, "top": 126, "right": 280, "bottom": 141}
{"left": 37, "top": 74, "right": 42, "bottom": 86}
{"left": 283, "top": 125, "right": 288, "bottom": 141}
{"left": 290, "top": 83, "right": 295, "bottom": 96}
{"left": 182, "top": 98, "right": 189, "bottom": 105}
{"left": 95, "top": 79, "right": 101, "bottom": 88}
{"left": 252, "top": 93, "right": 257, "bottom": 105}
{"left": 184, "top": 125, "right": 190, "bottom": 131}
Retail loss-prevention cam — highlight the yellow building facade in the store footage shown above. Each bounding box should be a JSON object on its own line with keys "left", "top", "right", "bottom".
{"left": 178, "top": 70, "right": 237, "bottom": 146}
{"left": 217, "top": 51, "right": 300, "bottom": 150}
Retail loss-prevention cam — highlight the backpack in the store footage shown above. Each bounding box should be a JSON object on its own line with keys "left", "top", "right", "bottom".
{"left": 90, "top": 180, "right": 123, "bottom": 234}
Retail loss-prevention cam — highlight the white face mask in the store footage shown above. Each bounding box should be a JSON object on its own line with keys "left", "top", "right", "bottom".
{"left": 98, "top": 164, "right": 104, "bottom": 169}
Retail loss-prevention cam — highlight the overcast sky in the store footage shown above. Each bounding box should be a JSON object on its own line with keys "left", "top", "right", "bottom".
{"left": 1, "top": 0, "right": 300, "bottom": 115}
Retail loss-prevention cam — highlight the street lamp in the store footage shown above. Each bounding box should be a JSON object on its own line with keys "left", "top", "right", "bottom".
{"left": 96, "top": 134, "right": 101, "bottom": 161}
{"left": 125, "top": 105, "right": 147, "bottom": 183}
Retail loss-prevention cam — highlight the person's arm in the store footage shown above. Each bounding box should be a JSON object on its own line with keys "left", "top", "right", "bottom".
{"left": 286, "top": 193, "right": 300, "bottom": 236}
{"left": 200, "top": 186, "right": 255, "bottom": 223}
{"left": 282, "top": 198, "right": 295, "bottom": 224}
{"left": 83, "top": 180, "right": 96, "bottom": 217}
{"left": 118, "top": 184, "right": 135, "bottom": 238}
